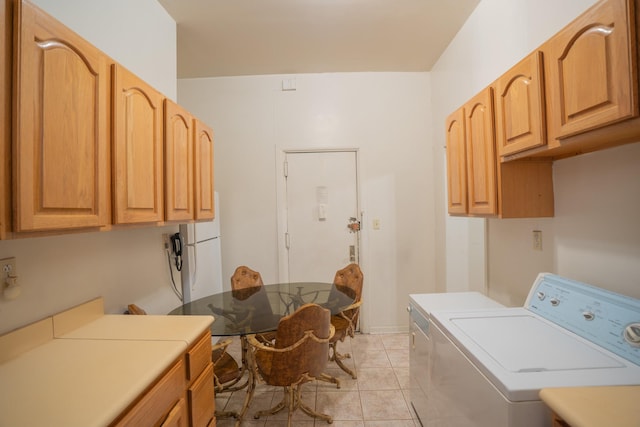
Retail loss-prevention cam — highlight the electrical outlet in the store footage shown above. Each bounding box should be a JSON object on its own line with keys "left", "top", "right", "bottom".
{"left": 0, "top": 257, "right": 16, "bottom": 278}
{"left": 533, "top": 230, "right": 542, "bottom": 251}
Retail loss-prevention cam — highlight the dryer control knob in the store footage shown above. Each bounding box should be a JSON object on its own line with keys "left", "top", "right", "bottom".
{"left": 536, "top": 291, "right": 546, "bottom": 301}
{"left": 550, "top": 298, "right": 560, "bottom": 306}
{"left": 582, "top": 311, "right": 595, "bottom": 321}
{"left": 624, "top": 323, "right": 640, "bottom": 346}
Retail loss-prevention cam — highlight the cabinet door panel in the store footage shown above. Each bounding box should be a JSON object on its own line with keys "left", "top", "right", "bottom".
{"left": 1, "top": 0, "right": 12, "bottom": 238}
{"left": 165, "top": 99, "right": 194, "bottom": 222}
{"left": 113, "top": 64, "right": 164, "bottom": 224}
{"left": 194, "top": 119, "right": 214, "bottom": 221}
{"left": 188, "top": 363, "right": 214, "bottom": 427}
{"left": 14, "top": 0, "right": 109, "bottom": 231}
{"left": 545, "top": 0, "right": 637, "bottom": 139}
{"left": 465, "top": 88, "right": 497, "bottom": 216}
{"left": 445, "top": 108, "right": 467, "bottom": 215}
{"left": 495, "top": 51, "right": 546, "bottom": 156}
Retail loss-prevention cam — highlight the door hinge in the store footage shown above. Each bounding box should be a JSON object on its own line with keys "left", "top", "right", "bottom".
{"left": 285, "top": 232, "right": 290, "bottom": 249}
{"left": 283, "top": 161, "right": 288, "bottom": 178}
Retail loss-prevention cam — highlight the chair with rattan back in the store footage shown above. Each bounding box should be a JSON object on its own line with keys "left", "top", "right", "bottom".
{"left": 230, "top": 265, "right": 264, "bottom": 290}
{"left": 247, "top": 303, "right": 335, "bottom": 426}
{"left": 319, "top": 263, "right": 363, "bottom": 387}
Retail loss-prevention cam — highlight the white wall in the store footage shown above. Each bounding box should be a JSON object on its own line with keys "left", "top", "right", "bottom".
{"left": 0, "top": 0, "right": 179, "bottom": 335}
{"left": 178, "top": 73, "right": 433, "bottom": 333}
{"left": 432, "top": 0, "right": 640, "bottom": 304}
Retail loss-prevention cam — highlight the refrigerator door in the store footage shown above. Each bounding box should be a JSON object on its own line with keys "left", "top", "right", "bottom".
{"left": 183, "top": 236, "right": 223, "bottom": 302}
{"left": 180, "top": 192, "right": 223, "bottom": 302}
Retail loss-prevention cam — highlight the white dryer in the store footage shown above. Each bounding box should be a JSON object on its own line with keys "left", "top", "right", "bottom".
{"left": 427, "top": 273, "right": 640, "bottom": 426}
{"left": 408, "top": 292, "right": 505, "bottom": 425}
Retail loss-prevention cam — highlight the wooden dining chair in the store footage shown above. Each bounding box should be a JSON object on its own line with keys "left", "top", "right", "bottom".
{"left": 323, "top": 263, "right": 364, "bottom": 384}
{"left": 230, "top": 265, "right": 264, "bottom": 290}
{"left": 246, "top": 303, "right": 335, "bottom": 426}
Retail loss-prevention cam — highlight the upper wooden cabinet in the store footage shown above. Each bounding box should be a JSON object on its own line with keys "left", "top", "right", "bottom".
{"left": 543, "top": 0, "right": 637, "bottom": 141}
{"left": 165, "top": 99, "right": 195, "bottom": 222}
{"left": 446, "top": 87, "right": 554, "bottom": 218}
{"left": 112, "top": 64, "right": 165, "bottom": 224}
{"left": 495, "top": 51, "right": 547, "bottom": 157}
{"left": 193, "top": 119, "right": 214, "bottom": 221}
{"left": 446, "top": 108, "right": 467, "bottom": 215}
{"left": 465, "top": 88, "right": 498, "bottom": 216}
{"left": 13, "top": 0, "right": 109, "bottom": 232}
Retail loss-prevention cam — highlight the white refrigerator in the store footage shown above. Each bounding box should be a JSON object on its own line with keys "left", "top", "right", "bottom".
{"left": 179, "top": 192, "right": 224, "bottom": 303}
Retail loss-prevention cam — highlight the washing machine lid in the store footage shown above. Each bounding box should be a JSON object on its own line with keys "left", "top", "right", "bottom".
{"left": 432, "top": 307, "right": 640, "bottom": 402}
{"left": 451, "top": 313, "right": 621, "bottom": 372}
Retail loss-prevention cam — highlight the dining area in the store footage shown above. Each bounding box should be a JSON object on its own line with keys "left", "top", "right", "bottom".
{"left": 168, "top": 263, "right": 415, "bottom": 426}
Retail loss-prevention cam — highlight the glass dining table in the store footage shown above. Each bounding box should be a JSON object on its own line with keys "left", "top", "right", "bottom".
{"left": 168, "top": 282, "right": 356, "bottom": 424}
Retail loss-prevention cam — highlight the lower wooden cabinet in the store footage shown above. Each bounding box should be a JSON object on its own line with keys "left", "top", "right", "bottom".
{"left": 114, "top": 332, "right": 215, "bottom": 427}
{"left": 185, "top": 332, "right": 215, "bottom": 427}
{"left": 115, "top": 359, "right": 186, "bottom": 427}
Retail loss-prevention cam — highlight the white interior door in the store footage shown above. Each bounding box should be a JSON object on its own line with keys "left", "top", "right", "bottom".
{"left": 278, "top": 150, "right": 360, "bottom": 283}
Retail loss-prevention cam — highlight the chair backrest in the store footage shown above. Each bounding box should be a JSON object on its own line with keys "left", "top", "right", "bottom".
{"left": 127, "top": 304, "right": 147, "bottom": 315}
{"left": 333, "top": 263, "right": 363, "bottom": 327}
{"left": 334, "top": 263, "right": 363, "bottom": 302}
{"left": 230, "top": 265, "right": 264, "bottom": 290}
{"left": 256, "top": 303, "right": 331, "bottom": 385}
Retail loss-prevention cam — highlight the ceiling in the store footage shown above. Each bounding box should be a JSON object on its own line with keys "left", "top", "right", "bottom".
{"left": 157, "top": 0, "right": 480, "bottom": 78}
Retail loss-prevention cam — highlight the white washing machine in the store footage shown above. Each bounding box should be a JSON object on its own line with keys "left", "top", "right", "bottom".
{"left": 408, "top": 292, "right": 505, "bottom": 426}
{"left": 427, "top": 273, "right": 640, "bottom": 426}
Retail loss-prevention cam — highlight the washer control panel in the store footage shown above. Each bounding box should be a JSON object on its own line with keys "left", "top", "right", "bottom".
{"left": 526, "top": 273, "right": 640, "bottom": 366}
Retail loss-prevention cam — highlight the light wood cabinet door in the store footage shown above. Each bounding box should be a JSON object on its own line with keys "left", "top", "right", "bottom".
{"left": 495, "top": 51, "right": 547, "bottom": 157}
{"left": 0, "top": 0, "right": 11, "bottom": 239}
{"left": 164, "top": 99, "right": 194, "bottom": 222}
{"left": 544, "top": 0, "right": 637, "bottom": 140}
{"left": 188, "top": 363, "right": 215, "bottom": 427}
{"left": 464, "top": 88, "right": 497, "bottom": 216}
{"left": 13, "top": 0, "right": 109, "bottom": 231}
{"left": 161, "top": 398, "right": 189, "bottom": 427}
{"left": 445, "top": 108, "right": 467, "bottom": 215}
{"left": 112, "top": 64, "right": 164, "bottom": 224}
{"left": 193, "top": 119, "right": 214, "bottom": 221}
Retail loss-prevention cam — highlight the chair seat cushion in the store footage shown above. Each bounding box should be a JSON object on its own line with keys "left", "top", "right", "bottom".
{"left": 330, "top": 315, "right": 350, "bottom": 342}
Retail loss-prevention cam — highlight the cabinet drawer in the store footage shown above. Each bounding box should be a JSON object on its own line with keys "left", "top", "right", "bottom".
{"left": 161, "top": 397, "right": 188, "bottom": 427}
{"left": 188, "top": 362, "right": 215, "bottom": 427}
{"left": 187, "top": 332, "right": 211, "bottom": 382}
{"left": 114, "top": 359, "right": 186, "bottom": 427}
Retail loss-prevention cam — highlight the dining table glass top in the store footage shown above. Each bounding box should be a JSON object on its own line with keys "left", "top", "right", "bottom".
{"left": 168, "top": 282, "right": 356, "bottom": 336}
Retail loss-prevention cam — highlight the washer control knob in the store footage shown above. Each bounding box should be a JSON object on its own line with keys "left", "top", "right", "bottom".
{"left": 537, "top": 291, "right": 546, "bottom": 301}
{"left": 624, "top": 323, "right": 640, "bottom": 346}
{"left": 550, "top": 298, "right": 560, "bottom": 306}
{"left": 582, "top": 311, "right": 595, "bottom": 321}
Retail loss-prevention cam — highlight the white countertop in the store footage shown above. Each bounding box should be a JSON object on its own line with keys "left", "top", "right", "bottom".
{"left": 0, "top": 338, "right": 185, "bottom": 427}
{"left": 0, "top": 299, "right": 214, "bottom": 427}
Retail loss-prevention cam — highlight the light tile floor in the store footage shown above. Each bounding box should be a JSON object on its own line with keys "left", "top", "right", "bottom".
{"left": 215, "top": 333, "right": 420, "bottom": 427}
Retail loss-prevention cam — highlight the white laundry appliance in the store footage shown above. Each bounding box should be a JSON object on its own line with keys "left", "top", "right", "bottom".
{"left": 426, "top": 273, "right": 640, "bottom": 427}
{"left": 179, "top": 192, "right": 224, "bottom": 303}
{"left": 408, "top": 292, "right": 505, "bottom": 426}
